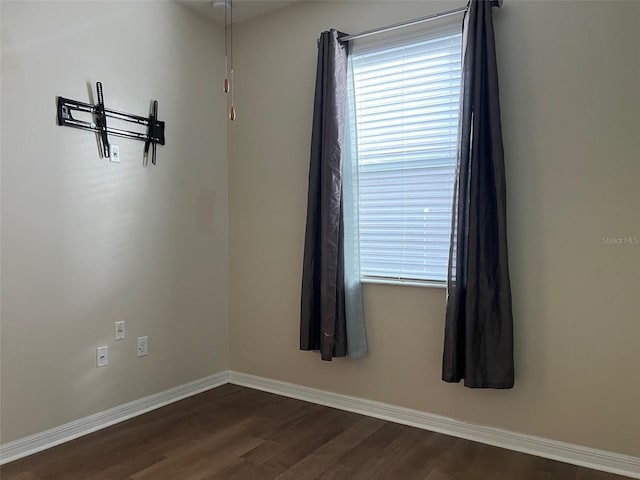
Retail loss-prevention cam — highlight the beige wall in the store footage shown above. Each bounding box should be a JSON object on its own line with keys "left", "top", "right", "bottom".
{"left": 229, "top": 0, "right": 640, "bottom": 457}
{"left": 0, "top": 1, "right": 228, "bottom": 443}
{"left": 2, "top": 0, "right": 638, "bottom": 459}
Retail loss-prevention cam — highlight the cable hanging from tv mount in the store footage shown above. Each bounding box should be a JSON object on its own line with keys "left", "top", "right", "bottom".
{"left": 56, "top": 82, "right": 166, "bottom": 165}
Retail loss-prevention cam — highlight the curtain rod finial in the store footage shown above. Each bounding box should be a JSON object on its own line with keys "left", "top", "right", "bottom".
{"left": 491, "top": 0, "right": 503, "bottom": 8}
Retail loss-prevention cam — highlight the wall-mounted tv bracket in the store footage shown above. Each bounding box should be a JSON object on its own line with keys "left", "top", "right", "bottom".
{"left": 57, "top": 82, "right": 165, "bottom": 165}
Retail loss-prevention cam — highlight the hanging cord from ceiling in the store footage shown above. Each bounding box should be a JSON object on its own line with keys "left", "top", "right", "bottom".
{"left": 219, "top": 0, "right": 236, "bottom": 121}
{"left": 223, "top": 0, "right": 229, "bottom": 93}
{"left": 228, "top": 0, "right": 235, "bottom": 121}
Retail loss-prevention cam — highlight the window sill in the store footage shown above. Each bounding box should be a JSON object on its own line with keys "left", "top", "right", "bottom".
{"left": 361, "top": 277, "right": 447, "bottom": 289}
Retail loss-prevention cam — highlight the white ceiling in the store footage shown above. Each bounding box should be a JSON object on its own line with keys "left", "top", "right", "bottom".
{"left": 179, "top": 0, "right": 300, "bottom": 25}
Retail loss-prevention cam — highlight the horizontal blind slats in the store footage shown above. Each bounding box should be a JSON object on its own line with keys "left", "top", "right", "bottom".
{"left": 350, "top": 22, "right": 462, "bottom": 283}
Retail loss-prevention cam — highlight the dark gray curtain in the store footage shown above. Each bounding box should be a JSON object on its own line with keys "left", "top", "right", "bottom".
{"left": 301, "top": 30, "right": 348, "bottom": 361}
{"left": 443, "top": 0, "right": 514, "bottom": 388}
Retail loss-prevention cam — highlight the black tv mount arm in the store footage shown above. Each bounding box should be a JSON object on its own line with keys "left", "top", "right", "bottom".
{"left": 57, "top": 82, "right": 165, "bottom": 165}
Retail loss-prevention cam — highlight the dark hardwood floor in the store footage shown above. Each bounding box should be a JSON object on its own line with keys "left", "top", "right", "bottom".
{"left": 0, "top": 384, "right": 630, "bottom": 479}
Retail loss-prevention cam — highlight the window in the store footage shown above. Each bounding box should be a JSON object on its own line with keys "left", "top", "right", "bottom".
{"left": 347, "top": 21, "right": 462, "bottom": 284}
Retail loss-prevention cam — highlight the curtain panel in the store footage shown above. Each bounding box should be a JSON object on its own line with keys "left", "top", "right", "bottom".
{"left": 300, "top": 30, "right": 349, "bottom": 361}
{"left": 443, "top": 0, "right": 515, "bottom": 388}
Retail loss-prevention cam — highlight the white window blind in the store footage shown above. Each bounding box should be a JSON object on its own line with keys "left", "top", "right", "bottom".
{"left": 349, "top": 21, "right": 462, "bottom": 283}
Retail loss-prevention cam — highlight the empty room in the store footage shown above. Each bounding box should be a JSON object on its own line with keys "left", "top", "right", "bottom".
{"left": 1, "top": 0, "right": 638, "bottom": 478}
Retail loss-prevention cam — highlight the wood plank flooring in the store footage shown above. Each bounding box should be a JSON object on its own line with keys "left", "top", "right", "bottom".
{"left": 0, "top": 384, "right": 630, "bottom": 479}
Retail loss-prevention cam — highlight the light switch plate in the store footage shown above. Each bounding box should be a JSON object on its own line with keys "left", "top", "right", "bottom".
{"left": 115, "top": 321, "right": 125, "bottom": 340}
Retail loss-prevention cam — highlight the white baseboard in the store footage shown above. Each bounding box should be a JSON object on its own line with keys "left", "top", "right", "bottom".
{"left": 228, "top": 371, "right": 640, "bottom": 479}
{"left": 3, "top": 370, "right": 638, "bottom": 479}
{"left": 0, "top": 371, "right": 229, "bottom": 465}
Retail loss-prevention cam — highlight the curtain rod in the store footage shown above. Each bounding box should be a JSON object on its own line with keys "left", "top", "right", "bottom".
{"left": 340, "top": 0, "right": 503, "bottom": 43}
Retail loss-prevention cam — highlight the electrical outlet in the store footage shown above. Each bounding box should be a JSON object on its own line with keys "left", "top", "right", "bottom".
{"left": 137, "top": 336, "right": 148, "bottom": 357}
{"left": 96, "top": 346, "right": 109, "bottom": 367}
{"left": 114, "top": 321, "right": 125, "bottom": 340}
{"left": 109, "top": 145, "right": 120, "bottom": 163}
